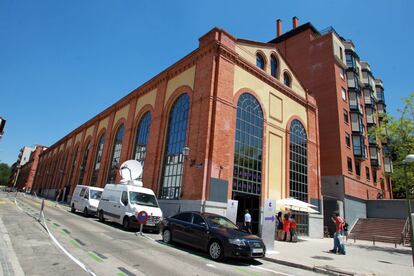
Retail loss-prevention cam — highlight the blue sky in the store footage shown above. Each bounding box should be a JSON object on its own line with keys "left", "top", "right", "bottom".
{"left": 0, "top": 0, "right": 412, "bottom": 165}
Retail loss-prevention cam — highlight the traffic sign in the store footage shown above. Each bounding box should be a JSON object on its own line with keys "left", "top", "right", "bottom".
{"left": 136, "top": 211, "right": 148, "bottom": 224}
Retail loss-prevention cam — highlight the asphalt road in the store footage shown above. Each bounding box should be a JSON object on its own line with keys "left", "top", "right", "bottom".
{"left": 2, "top": 192, "right": 319, "bottom": 276}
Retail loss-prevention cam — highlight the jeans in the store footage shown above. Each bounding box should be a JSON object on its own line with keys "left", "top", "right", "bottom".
{"left": 333, "top": 232, "right": 346, "bottom": 254}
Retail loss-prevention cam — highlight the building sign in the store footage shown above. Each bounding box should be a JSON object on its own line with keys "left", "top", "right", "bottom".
{"left": 262, "top": 199, "right": 276, "bottom": 251}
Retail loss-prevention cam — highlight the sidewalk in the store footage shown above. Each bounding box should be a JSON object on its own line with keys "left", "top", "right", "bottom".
{"left": 264, "top": 237, "right": 413, "bottom": 275}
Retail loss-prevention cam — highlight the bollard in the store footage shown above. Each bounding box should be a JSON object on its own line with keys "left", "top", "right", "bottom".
{"left": 38, "top": 199, "right": 45, "bottom": 222}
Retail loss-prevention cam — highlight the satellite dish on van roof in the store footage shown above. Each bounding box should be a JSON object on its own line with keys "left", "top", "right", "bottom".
{"left": 119, "top": 160, "right": 142, "bottom": 181}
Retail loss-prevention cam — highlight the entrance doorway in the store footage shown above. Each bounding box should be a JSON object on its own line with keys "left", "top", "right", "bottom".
{"left": 233, "top": 192, "right": 260, "bottom": 234}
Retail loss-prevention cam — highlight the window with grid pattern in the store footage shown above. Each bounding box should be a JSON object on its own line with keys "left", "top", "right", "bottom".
{"left": 232, "top": 93, "right": 263, "bottom": 196}
{"left": 90, "top": 134, "right": 105, "bottom": 186}
{"left": 133, "top": 112, "right": 151, "bottom": 180}
{"left": 77, "top": 143, "right": 90, "bottom": 185}
{"left": 160, "top": 94, "right": 190, "bottom": 199}
{"left": 106, "top": 125, "right": 125, "bottom": 183}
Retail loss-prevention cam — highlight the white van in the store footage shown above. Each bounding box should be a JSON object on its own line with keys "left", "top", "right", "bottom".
{"left": 97, "top": 183, "right": 163, "bottom": 233}
{"left": 70, "top": 185, "right": 103, "bottom": 216}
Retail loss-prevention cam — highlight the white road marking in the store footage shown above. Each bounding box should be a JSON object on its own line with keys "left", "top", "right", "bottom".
{"left": 250, "top": 265, "right": 296, "bottom": 276}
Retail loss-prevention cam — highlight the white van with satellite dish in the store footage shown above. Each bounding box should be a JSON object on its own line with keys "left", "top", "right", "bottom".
{"left": 70, "top": 185, "right": 103, "bottom": 216}
{"left": 97, "top": 160, "right": 163, "bottom": 233}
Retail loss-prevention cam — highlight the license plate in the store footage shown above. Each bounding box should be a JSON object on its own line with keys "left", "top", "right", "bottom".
{"left": 146, "top": 222, "right": 155, "bottom": 226}
{"left": 252, "top": 248, "right": 263, "bottom": 253}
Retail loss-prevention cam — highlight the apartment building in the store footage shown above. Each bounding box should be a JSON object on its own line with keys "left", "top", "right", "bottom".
{"left": 270, "top": 18, "right": 392, "bottom": 227}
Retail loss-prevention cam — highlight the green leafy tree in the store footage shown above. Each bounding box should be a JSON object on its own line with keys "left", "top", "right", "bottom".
{"left": 0, "top": 163, "right": 11, "bottom": 186}
{"left": 374, "top": 92, "right": 414, "bottom": 198}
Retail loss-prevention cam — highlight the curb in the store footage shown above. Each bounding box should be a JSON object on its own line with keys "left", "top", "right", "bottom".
{"left": 263, "top": 257, "right": 354, "bottom": 275}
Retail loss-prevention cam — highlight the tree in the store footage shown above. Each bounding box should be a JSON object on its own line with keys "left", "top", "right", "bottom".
{"left": 374, "top": 92, "right": 414, "bottom": 198}
{"left": 0, "top": 163, "right": 11, "bottom": 186}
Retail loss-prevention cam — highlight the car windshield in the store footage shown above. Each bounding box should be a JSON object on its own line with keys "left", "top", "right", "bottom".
{"left": 204, "top": 214, "right": 238, "bottom": 230}
{"left": 89, "top": 190, "right": 102, "bottom": 200}
{"left": 129, "top": 192, "right": 158, "bottom": 207}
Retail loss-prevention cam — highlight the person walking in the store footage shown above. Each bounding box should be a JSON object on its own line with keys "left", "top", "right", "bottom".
{"left": 283, "top": 213, "right": 291, "bottom": 241}
{"left": 290, "top": 214, "right": 297, "bottom": 242}
{"left": 276, "top": 212, "right": 283, "bottom": 240}
{"left": 329, "top": 212, "right": 346, "bottom": 255}
{"left": 244, "top": 209, "right": 252, "bottom": 234}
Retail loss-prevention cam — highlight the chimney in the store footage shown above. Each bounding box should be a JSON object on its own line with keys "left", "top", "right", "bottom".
{"left": 292, "top": 16, "right": 299, "bottom": 28}
{"left": 276, "top": 19, "right": 282, "bottom": 37}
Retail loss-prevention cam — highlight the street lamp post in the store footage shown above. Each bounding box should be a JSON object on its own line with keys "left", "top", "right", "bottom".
{"left": 403, "top": 154, "right": 414, "bottom": 266}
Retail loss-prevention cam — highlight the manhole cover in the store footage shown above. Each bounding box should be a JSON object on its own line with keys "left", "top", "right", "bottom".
{"left": 311, "top": 256, "right": 334, "bottom": 260}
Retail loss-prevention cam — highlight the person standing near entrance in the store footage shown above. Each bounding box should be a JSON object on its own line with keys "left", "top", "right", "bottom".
{"left": 330, "top": 212, "right": 346, "bottom": 255}
{"left": 244, "top": 209, "right": 252, "bottom": 233}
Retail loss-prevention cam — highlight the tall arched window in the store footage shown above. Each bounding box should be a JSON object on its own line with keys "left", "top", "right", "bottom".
{"left": 133, "top": 112, "right": 151, "bottom": 179}
{"left": 289, "top": 119, "right": 308, "bottom": 234}
{"left": 256, "top": 53, "right": 265, "bottom": 70}
{"left": 271, "top": 55, "right": 278, "bottom": 78}
{"left": 283, "top": 72, "right": 291, "bottom": 87}
{"left": 67, "top": 147, "right": 79, "bottom": 188}
{"left": 90, "top": 133, "right": 105, "bottom": 186}
{"left": 77, "top": 142, "right": 91, "bottom": 185}
{"left": 160, "top": 94, "right": 190, "bottom": 199}
{"left": 107, "top": 125, "right": 125, "bottom": 183}
{"left": 232, "top": 93, "right": 264, "bottom": 195}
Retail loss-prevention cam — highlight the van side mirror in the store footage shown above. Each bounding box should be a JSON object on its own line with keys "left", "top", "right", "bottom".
{"left": 121, "top": 199, "right": 128, "bottom": 206}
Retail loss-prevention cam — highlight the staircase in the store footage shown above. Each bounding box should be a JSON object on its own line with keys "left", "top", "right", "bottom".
{"left": 348, "top": 218, "right": 410, "bottom": 245}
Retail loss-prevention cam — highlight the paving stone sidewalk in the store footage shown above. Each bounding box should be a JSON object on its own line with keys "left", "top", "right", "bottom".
{"left": 264, "top": 237, "right": 413, "bottom": 275}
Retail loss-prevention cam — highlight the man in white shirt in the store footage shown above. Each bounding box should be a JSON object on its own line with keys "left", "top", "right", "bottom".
{"left": 244, "top": 209, "right": 252, "bottom": 233}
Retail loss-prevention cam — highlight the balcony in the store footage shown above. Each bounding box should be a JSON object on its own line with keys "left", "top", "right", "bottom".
{"left": 368, "top": 134, "right": 377, "bottom": 145}
{"left": 384, "top": 157, "right": 393, "bottom": 173}
{"left": 366, "top": 107, "right": 376, "bottom": 126}
{"left": 353, "top": 134, "right": 367, "bottom": 160}
{"left": 369, "top": 145, "right": 381, "bottom": 168}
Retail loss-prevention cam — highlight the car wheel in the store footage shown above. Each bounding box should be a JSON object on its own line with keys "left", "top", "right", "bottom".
{"left": 209, "top": 240, "right": 224, "bottom": 261}
{"left": 123, "top": 216, "right": 130, "bottom": 230}
{"left": 98, "top": 210, "right": 105, "bottom": 222}
{"left": 83, "top": 207, "right": 88, "bottom": 217}
{"left": 71, "top": 204, "right": 76, "bottom": 213}
{"left": 163, "top": 229, "right": 172, "bottom": 244}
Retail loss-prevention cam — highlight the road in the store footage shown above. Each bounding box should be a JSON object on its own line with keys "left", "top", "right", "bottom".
{"left": 1, "top": 192, "right": 319, "bottom": 276}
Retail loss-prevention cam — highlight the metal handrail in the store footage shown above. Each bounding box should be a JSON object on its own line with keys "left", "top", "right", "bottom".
{"left": 401, "top": 217, "right": 410, "bottom": 246}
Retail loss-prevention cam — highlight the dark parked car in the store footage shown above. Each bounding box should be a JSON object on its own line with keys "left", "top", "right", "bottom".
{"left": 160, "top": 211, "right": 266, "bottom": 261}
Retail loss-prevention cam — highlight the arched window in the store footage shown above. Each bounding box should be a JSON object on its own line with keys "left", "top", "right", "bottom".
{"left": 232, "top": 93, "right": 264, "bottom": 195}
{"left": 160, "top": 94, "right": 190, "bottom": 199}
{"left": 77, "top": 142, "right": 91, "bottom": 185}
{"left": 133, "top": 112, "right": 151, "bottom": 180}
{"left": 289, "top": 119, "right": 308, "bottom": 234}
{"left": 67, "top": 147, "right": 79, "bottom": 188}
{"left": 283, "top": 72, "right": 291, "bottom": 87}
{"left": 256, "top": 53, "right": 265, "bottom": 70}
{"left": 107, "top": 125, "right": 125, "bottom": 183}
{"left": 270, "top": 55, "right": 278, "bottom": 78}
{"left": 90, "top": 133, "right": 105, "bottom": 186}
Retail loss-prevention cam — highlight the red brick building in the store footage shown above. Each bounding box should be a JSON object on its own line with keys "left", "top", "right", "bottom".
{"left": 31, "top": 27, "right": 322, "bottom": 236}
{"left": 269, "top": 18, "right": 392, "bottom": 228}
{"left": 14, "top": 145, "right": 46, "bottom": 192}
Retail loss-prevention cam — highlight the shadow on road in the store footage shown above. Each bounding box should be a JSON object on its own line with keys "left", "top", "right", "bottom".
{"left": 155, "top": 240, "right": 263, "bottom": 266}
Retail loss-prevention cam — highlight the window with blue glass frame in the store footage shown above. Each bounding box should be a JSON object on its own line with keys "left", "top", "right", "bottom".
{"left": 232, "top": 93, "right": 263, "bottom": 196}
{"left": 289, "top": 120, "right": 309, "bottom": 235}
{"left": 106, "top": 125, "right": 125, "bottom": 183}
{"left": 77, "top": 142, "right": 90, "bottom": 185}
{"left": 283, "top": 72, "right": 291, "bottom": 87}
{"left": 271, "top": 55, "right": 278, "bottom": 78}
{"left": 90, "top": 133, "right": 105, "bottom": 186}
{"left": 256, "top": 53, "right": 265, "bottom": 70}
{"left": 160, "top": 94, "right": 190, "bottom": 199}
{"left": 133, "top": 112, "right": 151, "bottom": 180}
